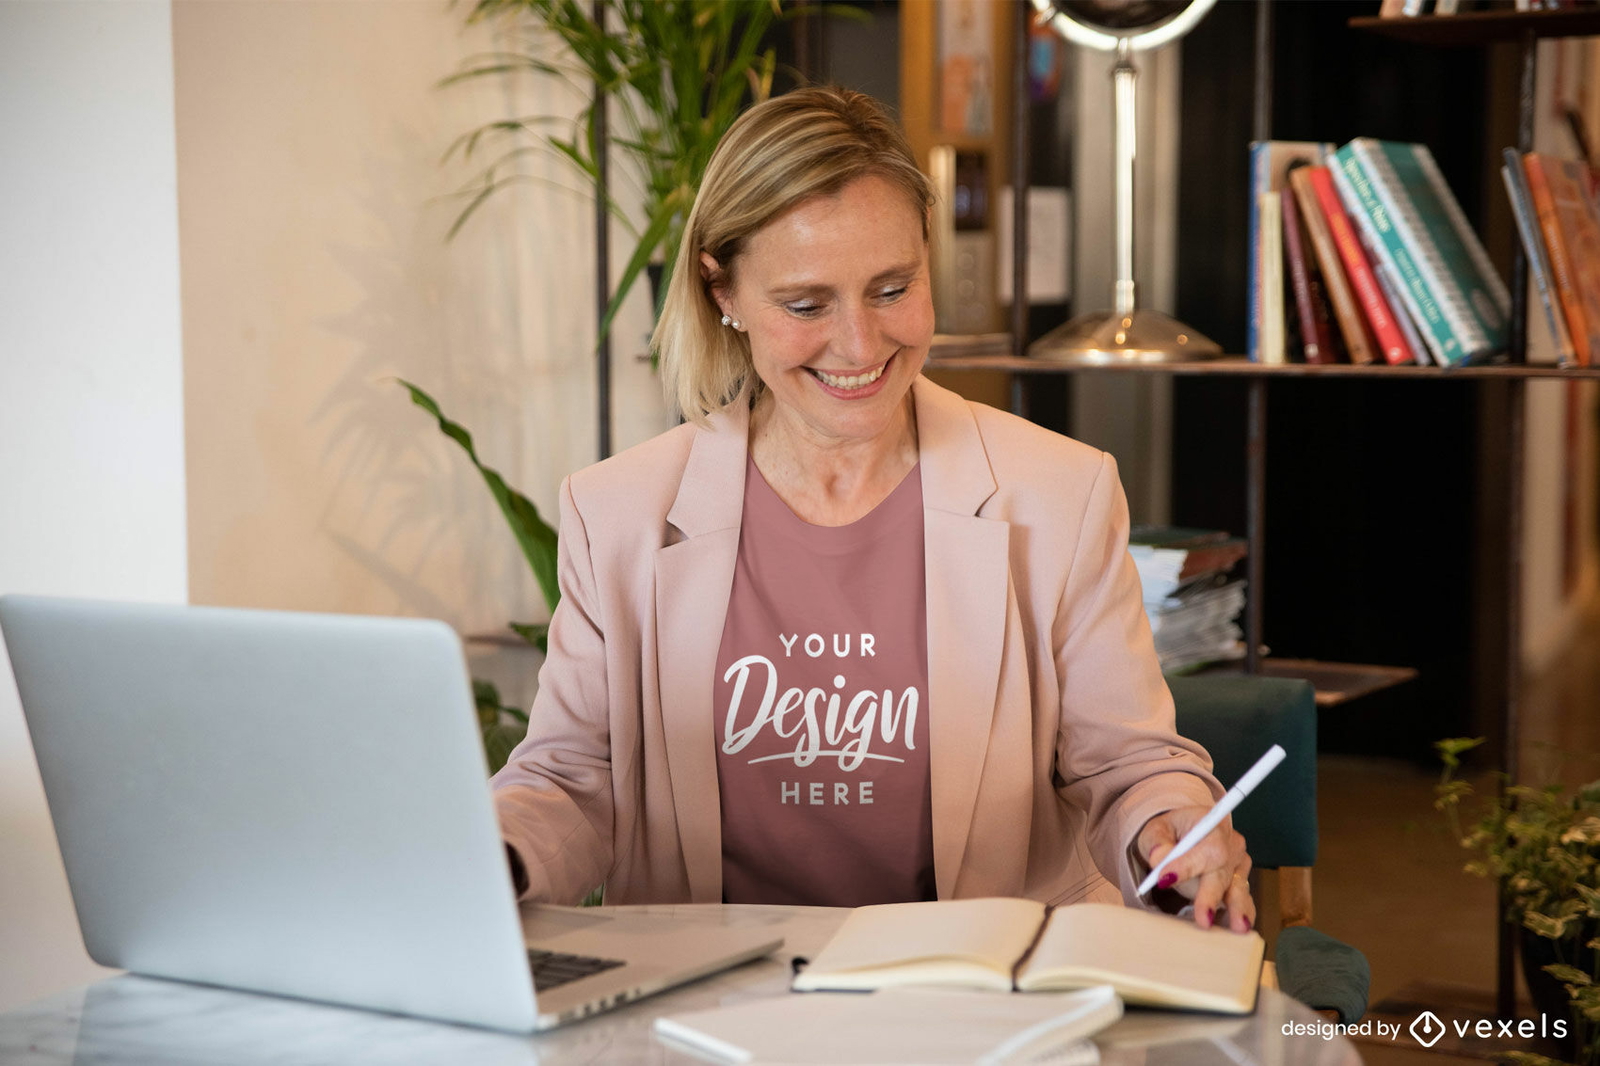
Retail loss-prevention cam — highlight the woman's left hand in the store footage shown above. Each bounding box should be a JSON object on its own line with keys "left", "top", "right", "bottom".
{"left": 1136, "top": 808, "right": 1255, "bottom": 933}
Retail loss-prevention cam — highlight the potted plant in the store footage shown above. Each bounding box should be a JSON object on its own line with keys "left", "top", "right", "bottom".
{"left": 1436, "top": 737, "right": 1600, "bottom": 1066}
{"left": 443, "top": 0, "right": 820, "bottom": 336}
{"left": 404, "top": 2, "right": 846, "bottom": 770}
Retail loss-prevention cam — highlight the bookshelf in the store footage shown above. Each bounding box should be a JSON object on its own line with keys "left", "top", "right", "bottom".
{"left": 1349, "top": 7, "right": 1600, "bottom": 47}
{"left": 971, "top": 0, "right": 1599, "bottom": 1019}
{"left": 931, "top": 354, "right": 1600, "bottom": 379}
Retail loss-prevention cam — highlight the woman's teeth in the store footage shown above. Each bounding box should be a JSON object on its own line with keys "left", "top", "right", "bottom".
{"left": 812, "top": 363, "right": 886, "bottom": 389}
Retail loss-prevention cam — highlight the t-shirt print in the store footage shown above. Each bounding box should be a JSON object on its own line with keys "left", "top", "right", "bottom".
{"left": 714, "top": 453, "right": 934, "bottom": 907}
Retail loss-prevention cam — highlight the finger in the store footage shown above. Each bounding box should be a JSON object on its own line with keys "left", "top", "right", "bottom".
{"left": 1224, "top": 863, "right": 1257, "bottom": 933}
{"left": 1157, "top": 823, "right": 1236, "bottom": 891}
{"left": 1138, "top": 816, "right": 1181, "bottom": 873}
{"left": 1188, "top": 863, "right": 1231, "bottom": 929}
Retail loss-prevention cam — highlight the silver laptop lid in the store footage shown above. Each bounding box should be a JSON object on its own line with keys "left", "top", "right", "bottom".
{"left": 0, "top": 596, "right": 538, "bottom": 1032}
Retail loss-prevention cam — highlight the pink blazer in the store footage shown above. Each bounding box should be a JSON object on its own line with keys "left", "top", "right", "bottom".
{"left": 492, "top": 375, "right": 1222, "bottom": 907}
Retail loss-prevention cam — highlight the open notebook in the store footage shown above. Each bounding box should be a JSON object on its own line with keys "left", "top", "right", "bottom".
{"left": 791, "top": 899, "right": 1265, "bottom": 1015}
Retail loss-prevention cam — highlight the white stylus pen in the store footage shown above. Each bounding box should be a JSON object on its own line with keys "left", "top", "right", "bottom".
{"left": 1136, "top": 743, "right": 1287, "bottom": 897}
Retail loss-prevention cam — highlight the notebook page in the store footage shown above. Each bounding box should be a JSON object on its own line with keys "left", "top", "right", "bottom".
{"left": 792, "top": 897, "right": 1045, "bottom": 991}
{"left": 1017, "top": 904, "right": 1264, "bottom": 1013}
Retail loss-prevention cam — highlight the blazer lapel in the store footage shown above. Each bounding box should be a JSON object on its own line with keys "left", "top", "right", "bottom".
{"left": 655, "top": 404, "right": 749, "bottom": 903}
{"left": 913, "top": 378, "right": 1008, "bottom": 899}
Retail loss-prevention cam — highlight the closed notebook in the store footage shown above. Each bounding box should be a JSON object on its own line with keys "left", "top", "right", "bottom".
{"left": 653, "top": 985, "right": 1120, "bottom": 1066}
{"left": 791, "top": 898, "right": 1265, "bottom": 1016}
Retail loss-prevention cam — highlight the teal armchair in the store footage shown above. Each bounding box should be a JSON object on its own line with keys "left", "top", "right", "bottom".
{"left": 1167, "top": 674, "right": 1371, "bottom": 1024}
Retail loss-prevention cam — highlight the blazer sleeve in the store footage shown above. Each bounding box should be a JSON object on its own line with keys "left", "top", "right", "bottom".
{"left": 490, "top": 475, "right": 615, "bottom": 904}
{"left": 1051, "top": 451, "right": 1224, "bottom": 906}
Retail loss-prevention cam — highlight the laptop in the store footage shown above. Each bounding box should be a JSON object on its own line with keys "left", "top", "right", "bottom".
{"left": 0, "top": 595, "right": 782, "bottom": 1033}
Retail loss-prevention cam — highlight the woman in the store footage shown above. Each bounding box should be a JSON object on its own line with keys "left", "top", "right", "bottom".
{"left": 492, "top": 86, "right": 1254, "bottom": 932}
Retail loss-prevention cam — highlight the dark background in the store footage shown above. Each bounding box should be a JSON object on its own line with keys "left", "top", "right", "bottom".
{"left": 799, "top": 0, "right": 1523, "bottom": 761}
{"left": 1171, "top": 1, "right": 1517, "bottom": 761}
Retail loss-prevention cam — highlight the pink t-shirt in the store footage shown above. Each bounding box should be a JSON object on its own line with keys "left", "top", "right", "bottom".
{"left": 714, "top": 454, "right": 934, "bottom": 906}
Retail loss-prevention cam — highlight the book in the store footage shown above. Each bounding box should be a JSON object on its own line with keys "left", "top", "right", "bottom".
{"left": 653, "top": 985, "right": 1119, "bottom": 1066}
{"left": 1364, "top": 227, "right": 1433, "bottom": 366}
{"left": 1501, "top": 150, "right": 1577, "bottom": 366}
{"left": 1290, "top": 165, "right": 1377, "bottom": 364}
{"left": 1282, "top": 186, "right": 1338, "bottom": 363}
{"left": 1248, "top": 141, "right": 1332, "bottom": 362}
{"left": 1306, "top": 164, "right": 1418, "bottom": 365}
{"left": 1259, "top": 192, "right": 1286, "bottom": 363}
{"left": 791, "top": 899, "right": 1266, "bottom": 1015}
{"left": 1334, "top": 139, "right": 1510, "bottom": 366}
{"left": 1331, "top": 150, "right": 1449, "bottom": 365}
{"left": 1522, "top": 152, "right": 1600, "bottom": 367}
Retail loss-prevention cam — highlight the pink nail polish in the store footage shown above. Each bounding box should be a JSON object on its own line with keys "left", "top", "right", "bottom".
{"left": 1158, "top": 872, "right": 1177, "bottom": 889}
{"left": 1206, "top": 908, "right": 1215, "bottom": 925}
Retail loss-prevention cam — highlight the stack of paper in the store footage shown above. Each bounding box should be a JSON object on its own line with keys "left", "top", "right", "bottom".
{"left": 1128, "top": 527, "right": 1248, "bottom": 672}
{"left": 1146, "top": 578, "right": 1248, "bottom": 674}
{"left": 653, "top": 985, "right": 1120, "bottom": 1065}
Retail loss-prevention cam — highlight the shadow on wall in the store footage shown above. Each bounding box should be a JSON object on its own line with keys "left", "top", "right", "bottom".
{"left": 177, "top": 5, "right": 669, "bottom": 713}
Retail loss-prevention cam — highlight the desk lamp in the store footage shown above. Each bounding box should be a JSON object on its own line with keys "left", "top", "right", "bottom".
{"left": 1029, "top": 0, "right": 1224, "bottom": 364}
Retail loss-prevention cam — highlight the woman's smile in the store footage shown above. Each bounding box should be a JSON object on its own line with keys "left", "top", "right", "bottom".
{"left": 805, "top": 354, "right": 895, "bottom": 396}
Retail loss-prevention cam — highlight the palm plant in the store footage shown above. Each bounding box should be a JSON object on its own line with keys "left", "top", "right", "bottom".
{"left": 410, "top": 2, "right": 850, "bottom": 770}
{"left": 444, "top": 0, "right": 808, "bottom": 341}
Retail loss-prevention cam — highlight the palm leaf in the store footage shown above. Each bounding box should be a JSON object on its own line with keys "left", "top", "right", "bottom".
{"left": 394, "top": 379, "right": 560, "bottom": 615}
{"left": 442, "top": 0, "right": 858, "bottom": 345}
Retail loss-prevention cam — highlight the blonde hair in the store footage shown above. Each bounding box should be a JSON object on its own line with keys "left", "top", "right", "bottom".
{"left": 651, "top": 87, "right": 934, "bottom": 424}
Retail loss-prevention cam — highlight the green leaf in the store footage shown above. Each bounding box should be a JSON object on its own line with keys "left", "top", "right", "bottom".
{"left": 393, "top": 379, "right": 560, "bottom": 615}
{"left": 509, "top": 621, "right": 549, "bottom": 656}
{"left": 1546, "top": 963, "right": 1593, "bottom": 986}
{"left": 1525, "top": 911, "right": 1576, "bottom": 940}
{"left": 483, "top": 720, "right": 530, "bottom": 776}
{"left": 595, "top": 189, "right": 679, "bottom": 348}
{"left": 1435, "top": 736, "right": 1485, "bottom": 769}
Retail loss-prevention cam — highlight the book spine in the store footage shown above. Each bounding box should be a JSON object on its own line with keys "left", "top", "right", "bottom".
{"left": 1308, "top": 166, "right": 1416, "bottom": 365}
{"left": 1411, "top": 143, "right": 1512, "bottom": 334}
{"left": 1368, "top": 240, "right": 1431, "bottom": 365}
{"left": 1281, "top": 187, "right": 1333, "bottom": 363}
{"left": 1533, "top": 155, "right": 1600, "bottom": 367}
{"left": 1522, "top": 155, "right": 1595, "bottom": 365}
{"left": 1500, "top": 152, "right": 1576, "bottom": 366}
{"left": 1290, "top": 167, "right": 1375, "bottom": 364}
{"left": 1331, "top": 147, "right": 1453, "bottom": 365}
{"left": 1247, "top": 143, "right": 1265, "bottom": 362}
{"left": 1346, "top": 140, "right": 1490, "bottom": 364}
{"left": 1361, "top": 140, "right": 1505, "bottom": 360}
{"left": 1259, "top": 192, "right": 1286, "bottom": 364}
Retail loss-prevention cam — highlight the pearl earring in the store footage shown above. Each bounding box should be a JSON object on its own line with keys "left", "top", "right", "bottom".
{"left": 721, "top": 314, "right": 742, "bottom": 331}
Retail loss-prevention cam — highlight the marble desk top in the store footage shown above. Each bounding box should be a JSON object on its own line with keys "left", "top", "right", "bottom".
{"left": 0, "top": 904, "right": 1361, "bottom": 1065}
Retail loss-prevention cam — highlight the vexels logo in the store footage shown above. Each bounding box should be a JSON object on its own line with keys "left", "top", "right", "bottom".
{"left": 1285, "top": 1007, "right": 1569, "bottom": 1046}
{"left": 1409, "top": 1011, "right": 1446, "bottom": 1048}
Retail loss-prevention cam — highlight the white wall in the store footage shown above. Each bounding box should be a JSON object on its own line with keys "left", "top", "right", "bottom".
{"left": 0, "top": 1, "right": 187, "bottom": 1010}
{"left": 173, "top": 0, "right": 669, "bottom": 703}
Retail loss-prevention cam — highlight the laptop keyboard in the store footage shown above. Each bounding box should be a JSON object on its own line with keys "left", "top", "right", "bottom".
{"left": 527, "top": 948, "right": 626, "bottom": 992}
